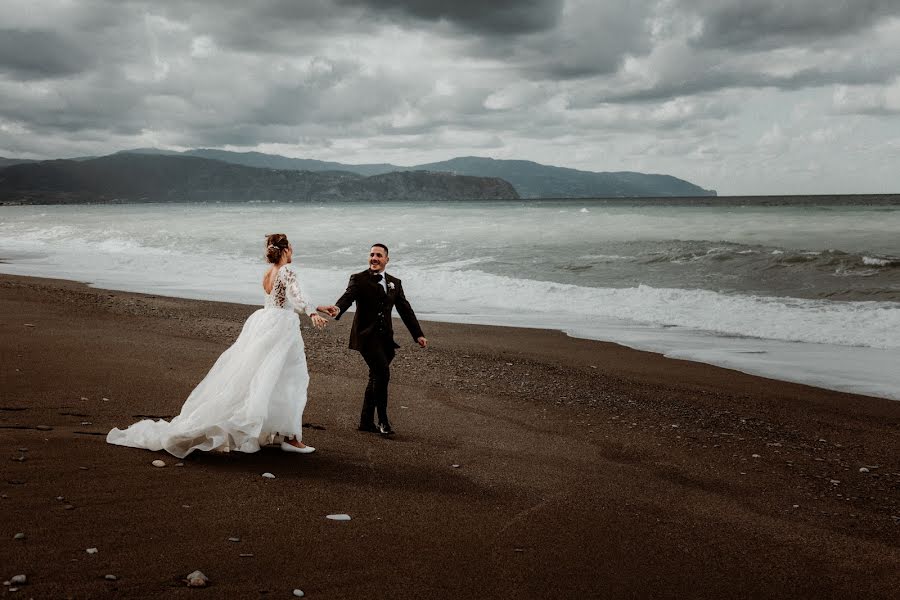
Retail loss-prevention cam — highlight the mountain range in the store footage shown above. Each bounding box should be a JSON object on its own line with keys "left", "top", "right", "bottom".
{"left": 0, "top": 154, "right": 518, "bottom": 205}
{"left": 0, "top": 148, "right": 716, "bottom": 204}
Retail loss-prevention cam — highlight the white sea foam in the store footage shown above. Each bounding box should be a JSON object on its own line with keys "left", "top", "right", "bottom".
{"left": 2, "top": 202, "right": 900, "bottom": 400}
{"left": 862, "top": 256, "right": 892, "bottom": 266}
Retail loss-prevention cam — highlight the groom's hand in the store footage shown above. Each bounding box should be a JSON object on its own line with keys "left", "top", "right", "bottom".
{"left": 416, "top": 336, "right": 428, "bottom": 348}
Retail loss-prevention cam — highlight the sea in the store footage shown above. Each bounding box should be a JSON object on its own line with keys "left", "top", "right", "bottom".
{"left": 2, "top": 197, "right": 899, "bottom": 400}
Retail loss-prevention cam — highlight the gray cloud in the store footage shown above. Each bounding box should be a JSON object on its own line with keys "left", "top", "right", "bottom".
{"left": 340, "top": 0, "right": 564, "bottom": 34}
{"left": 0, "top": 30, "right": 93, "bottom": 79}
{"left": 683, "top": 0, "right": 900, "bottom": 50}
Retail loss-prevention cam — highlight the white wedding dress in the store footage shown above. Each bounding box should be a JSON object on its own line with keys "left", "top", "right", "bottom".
{"left": 107, "top": 264, "right": 317, "bottom": 458}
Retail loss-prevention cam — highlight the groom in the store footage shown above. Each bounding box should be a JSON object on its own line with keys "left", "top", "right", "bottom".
{"left": 333, "top": 243, "right": 427, "bottom": 435}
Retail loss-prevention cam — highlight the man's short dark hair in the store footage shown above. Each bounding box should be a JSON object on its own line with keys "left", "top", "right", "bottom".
{"left": 372, "top": 243, "right": 389, "bottom": 255}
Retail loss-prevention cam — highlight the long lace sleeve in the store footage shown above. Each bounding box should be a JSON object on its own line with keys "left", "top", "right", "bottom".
{"left": 281, "top": 266, "right": 316, "bottom": 317}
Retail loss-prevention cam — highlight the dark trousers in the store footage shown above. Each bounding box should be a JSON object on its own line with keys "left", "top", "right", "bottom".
{"left": 360, "top": 339, "right": 395, "bottom": 427}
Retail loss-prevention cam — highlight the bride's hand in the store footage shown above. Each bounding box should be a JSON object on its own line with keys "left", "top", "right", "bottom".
{"left": 310, "top": 314, "right": 328, "bottom": 329}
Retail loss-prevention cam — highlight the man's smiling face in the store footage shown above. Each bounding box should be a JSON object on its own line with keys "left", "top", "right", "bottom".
{"left": 369, "top": 245, "right": 388, "bottom": 272}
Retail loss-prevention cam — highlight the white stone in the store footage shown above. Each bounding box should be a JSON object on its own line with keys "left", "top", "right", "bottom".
{"left": 10, "top": 575, "right": 26, "bottom": 585}
{"left": 186, "top": 570, "right": 208, "bottom": 587}
{"left": 859, "top": 467, "right": 870, "bottom": 473}
{"left": 104, "top": 574, "right": 117, "bottom": 581}
{"left": 14, "top": 533, "right": 25, "bottom": 540}
{"left": 293, "top": 590, "right": 305, "bottom": 597}
{"left": 227, "top": 537, "right": 240, "bottom": 542}
{"left": 262, "top": 472, "right": 276, "bottom": 479}
{"left": 326, "top": 514, "right": 351, "bottom": 521}
{"left": 151, "top": 460, "right": 166, "bottom": 468}
{"left": 86, "top": 547, "right": 98, "bottom": 554}
{"left": 752, "top": 454, "right": 761, "bottom": 458}
{"left": 451, "top": 464, "right": 460, "bottom": 468}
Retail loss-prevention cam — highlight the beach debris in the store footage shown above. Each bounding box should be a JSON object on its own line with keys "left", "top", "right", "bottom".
{"left": 151, "top": 459, "right": 166, "bottom": 468}
{"left": 227, "top": 537, "right": 241, "bottom": 543}
{"left": 14, "top": 533, "right": 25, "bottom": 540}
{"left": 326, "top": 514, "right": 351, "bottom": 521}
{"left": 262, "top": 472, "right": 275, "bottom": 479}
{"left": 104, "top": 574, "right": 118, "bottom": 581}
{"left": 185, "top": 570, "right": 209, "bottom": 587}
{"left": 859, "top": 467, "right": 870, "bottom": 473}
{"left": 293, "top": 589, "right": 305, "bottom": 597}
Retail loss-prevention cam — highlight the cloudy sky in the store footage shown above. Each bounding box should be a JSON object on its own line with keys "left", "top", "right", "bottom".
{"left": 1, "top": 0, "right": 899, "bottom": 195}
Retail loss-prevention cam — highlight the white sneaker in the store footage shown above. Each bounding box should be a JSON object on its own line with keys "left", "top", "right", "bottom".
{"left": 280, "top": 441, "right": 315, "bottom": 454}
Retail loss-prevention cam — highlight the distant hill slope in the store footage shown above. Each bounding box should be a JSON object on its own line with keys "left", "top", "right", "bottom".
{"left": 120, "top": 148, "right": 715, "bottom": 197}
{"left": 0, "top": 154, "right": 519, "bottom": 204}
{"left": 0, "top": 157, "right": 38, "bottom": 168}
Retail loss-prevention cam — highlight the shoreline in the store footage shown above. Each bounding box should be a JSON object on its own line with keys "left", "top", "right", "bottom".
{"left": 2, "top": 273, "right": 898, "bottom": 598}
{"left": 3, "top": 265, "right": 898, "bottom": 401}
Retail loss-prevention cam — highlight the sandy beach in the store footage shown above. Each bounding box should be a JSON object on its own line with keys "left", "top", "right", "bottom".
{"left": 1, "top": 273, "right": 898, "bottom": 599}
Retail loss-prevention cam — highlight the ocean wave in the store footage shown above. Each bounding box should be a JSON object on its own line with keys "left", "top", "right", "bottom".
{"left": 405, "top": 268, "right": 900, "bottom": 350}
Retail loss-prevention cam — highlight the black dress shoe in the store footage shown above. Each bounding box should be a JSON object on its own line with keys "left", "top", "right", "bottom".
{"left": 357, "top": 423, "right": 379, "bottom": 433}
{"left": 377, "top": 422, "right": 395, "bottom": 435}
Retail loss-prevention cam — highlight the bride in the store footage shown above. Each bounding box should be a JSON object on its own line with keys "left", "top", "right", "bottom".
{"left": 107, "top": 233, "right": 336, "bottom": 458}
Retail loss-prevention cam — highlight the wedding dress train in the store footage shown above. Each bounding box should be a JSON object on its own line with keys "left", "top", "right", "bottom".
{"left": 107, "top": 264, "right": 317, "bottom": 458}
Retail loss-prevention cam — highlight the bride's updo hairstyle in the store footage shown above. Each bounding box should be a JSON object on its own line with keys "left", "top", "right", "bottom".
{"left": 265, "top": 233, "right": 290, "bottom": 263}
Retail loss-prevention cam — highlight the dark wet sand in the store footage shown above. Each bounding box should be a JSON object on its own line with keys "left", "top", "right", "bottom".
{"left": 1, "top": 273, "right": 898, "bottom": 599}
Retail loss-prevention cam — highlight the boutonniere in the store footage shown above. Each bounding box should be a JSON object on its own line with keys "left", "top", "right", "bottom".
{"left": 388, "top": 282, "right": 395, "bottom": 290}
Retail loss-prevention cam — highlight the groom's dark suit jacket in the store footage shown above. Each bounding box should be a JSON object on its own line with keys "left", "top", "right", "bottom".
{"left": 335, "top": 269, "right": 423, "bottom": 351}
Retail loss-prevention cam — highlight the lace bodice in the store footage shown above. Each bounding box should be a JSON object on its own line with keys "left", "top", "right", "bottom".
{"left": 264, "top": 264, "right": 315, "bottom": 316}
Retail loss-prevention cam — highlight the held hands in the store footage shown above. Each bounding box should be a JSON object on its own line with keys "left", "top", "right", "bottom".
{"left": 317, "top": 305, "right": 340, "bottom": 318}
{"left": 310, "top": 314, "right": 328, "bottom": 330}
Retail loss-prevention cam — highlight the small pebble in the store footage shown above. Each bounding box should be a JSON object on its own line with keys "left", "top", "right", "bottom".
{"left": 151, "top": 460, "right": 166, "bottom": 468}
{"left": 175, "top": 463, "right": 184, "bottom": 467}
{"left": 186, "top": 570, "right": 208, "bottom": 587}
{"left": 451, "top": 464, "right": 460, "bottom": 468}
{"left": 86, "top": 547, "right": 98, "bottom": 554}
{"left": 859, "top": 467, "right": 870, "bottom": 473}
{"left": 227, "top": 537, "right": 241, "bottom": 543}
{"left": 64, "top": 504, "right": 75, "bottom": 510}
{"left": 792, "top": 505, "right": 800, "bottom": 509}
{"left": 293, "top": 590, "right": 305, "bottom": 598}
{"left": 80, "top": 421, "right": 92, "bottom": 426}
{"left": 80, "top": 397, "right": 89, "bottom": 401}
{"left": 751, "top": 454, "right": 761, "bottom": 458}
{"left": 12, "top": 456, "right": 26, "bottom": 462}
{"left": 78, "top": 467, "right": 88, "bottom": 470}
{"left": 10, "top": 575, "right": 26, "bottom": 585}
{"left": 102, "top": 397, "right": 110, "bottom": 402}
{"left": 326, "top": 514, "right": 351, "bottom": 521}
{"left": 56, "top": 496, "right": 65, "bottom": 501}
{"left": 239, "top": 553, "right": 254, "bottom": 558}
{"left": 35, "top": 425, "right": 52, "bottom": 431}
{"left": 14, "top": 532, "right": 25, "bottom": 540}
{"left": 262, "top": 472, "right": 275, "bottom": 479}
{"left": 104, "top": 574, "right": 117, "bottom": 581}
